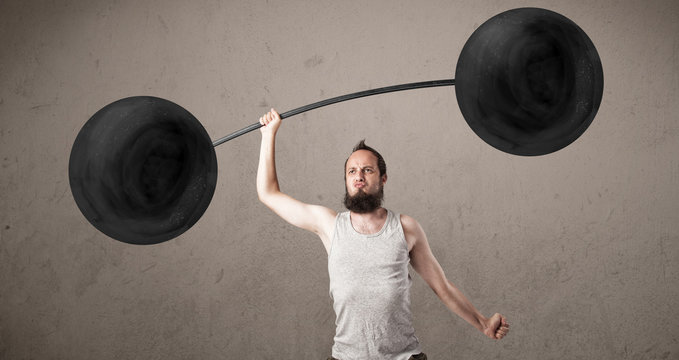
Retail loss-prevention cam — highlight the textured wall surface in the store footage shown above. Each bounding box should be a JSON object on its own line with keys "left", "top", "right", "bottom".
{"left": 1, "top": 0, "right": 677, "bottom": 359}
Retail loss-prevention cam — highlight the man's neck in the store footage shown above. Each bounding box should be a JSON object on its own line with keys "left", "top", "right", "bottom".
{"left": 349, "top": 207, "right": 387, "bottom": 235}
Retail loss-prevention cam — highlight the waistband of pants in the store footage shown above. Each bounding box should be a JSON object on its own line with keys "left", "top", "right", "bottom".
{"left": 327, "top": 352, "right": 427, "bottom": 360}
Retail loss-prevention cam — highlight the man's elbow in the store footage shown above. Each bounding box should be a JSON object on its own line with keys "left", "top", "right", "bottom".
{"left": 257, "top": 188, "right": 279, "bottom": 208}
{"left": 256, "top": 182, "right": 270, "bottom": 201}
{"left": 257, "top": 190, "right": 271, "bottom": 204}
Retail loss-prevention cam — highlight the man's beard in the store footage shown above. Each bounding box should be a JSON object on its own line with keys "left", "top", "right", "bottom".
{"left": 343, "top": 186, "right": 384, "bottom": 213}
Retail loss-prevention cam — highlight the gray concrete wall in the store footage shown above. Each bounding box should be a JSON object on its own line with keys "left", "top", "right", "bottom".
{"left": 1, "top": 0, "right": 677, "bottom": 358}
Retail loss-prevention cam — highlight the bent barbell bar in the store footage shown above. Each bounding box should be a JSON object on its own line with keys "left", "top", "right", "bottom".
{"left": 212, "top": 79, "right": 456, "bottom": 147}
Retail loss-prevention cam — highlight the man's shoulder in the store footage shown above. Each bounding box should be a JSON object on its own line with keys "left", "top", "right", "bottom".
{"left": 397, "top": 213, "right": 421, "bottom": 231}
{"left": 393, "top": 212, "right": 424, "bottom": 252}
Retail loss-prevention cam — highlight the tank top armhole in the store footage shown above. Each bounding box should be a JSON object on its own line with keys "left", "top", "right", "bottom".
{"left": 394, "top": 212, "right": 409, "bottom": 251}
{"left": 328, "top": 212, "right": 342, "bottom": 258}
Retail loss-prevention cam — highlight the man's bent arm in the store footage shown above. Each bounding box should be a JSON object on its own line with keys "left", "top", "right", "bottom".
{"left": 403, "top": 215, "right": 510, "bottom": 340}
{"left": 256, "top": 109, "right": 336, "bottom": 251}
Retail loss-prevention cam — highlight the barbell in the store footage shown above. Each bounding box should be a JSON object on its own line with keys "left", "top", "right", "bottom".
{"left": 69, "top": 7, "right": 604, "bottom": 245}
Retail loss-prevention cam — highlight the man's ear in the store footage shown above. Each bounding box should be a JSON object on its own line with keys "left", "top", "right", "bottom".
{"left": 382, "top": 174, "right": 388, "bottom": 185}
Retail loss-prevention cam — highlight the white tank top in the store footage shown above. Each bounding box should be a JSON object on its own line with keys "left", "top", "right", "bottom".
{"left": 328, "top": 209, "right": 421, "bottom": 360}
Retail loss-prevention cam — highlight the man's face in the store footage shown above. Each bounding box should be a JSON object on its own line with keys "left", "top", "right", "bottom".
{"left": 344, "top": 150, "right": 387, "bottom": 213}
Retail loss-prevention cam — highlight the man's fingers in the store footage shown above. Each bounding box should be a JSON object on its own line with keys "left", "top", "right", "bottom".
{"left": 260, "top": 111, "right": 273, "bottom": 126}
{"left": 260, "top": 109, "right": 280, "bottom": 125}
{"left": 494, "top": 316, "right": 509, "bottom": 340}
{"left": 495, "top": 326, "right": 509, "bottom": 339}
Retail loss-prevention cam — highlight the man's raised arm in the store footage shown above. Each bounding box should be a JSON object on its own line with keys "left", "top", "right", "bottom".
{"left": 256, "top": 109, "right": 336, "bottom": 252}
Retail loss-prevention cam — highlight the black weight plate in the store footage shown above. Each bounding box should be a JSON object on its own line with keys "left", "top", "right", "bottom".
{"left": 455, "top": 8, "right": 603, "bottom": 156}
{"left": 69, "top": 96, "right": 217, "bottom": 244}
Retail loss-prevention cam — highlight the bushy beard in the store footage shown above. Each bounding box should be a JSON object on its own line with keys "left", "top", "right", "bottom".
{"left": 343, "top": 186, "right": 384, "bottom": 213}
